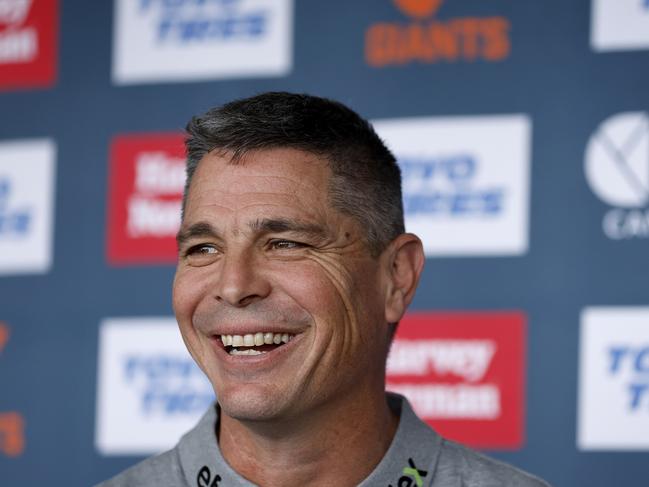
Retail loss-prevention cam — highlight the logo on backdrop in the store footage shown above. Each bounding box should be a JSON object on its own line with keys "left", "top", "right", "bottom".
{"left": 95, "top": 318, "right": 215, "bottom": 455}
{"left": 107, "top": 133, "right": 185, "bottom": 265}
{"left": 112, "top": 0, "right": 293, "bottom": 85}
{"left": 0, "top": 139, "right": 55, "bottom": 275}
{"left": 584, "top": 112, "right": 649, "bottom": 240}
{"left": 373, "top": 115, "right": 531, "bottom": 256}
{"left": 578, "top": 307, "right": 649, "bottom": 450}
{"left": 591, "top": 0, "right": 649, "bottom": 52}
{"left": 0, "top": 0, "right": 58, "bottom": 90}
{"left": 386, "top": 312, "right": 526, "bottom": 449}
{"left": 0, "top": 322, "right": 25, "bottom": 458}
{"left": 365, "top": 0, "right": 511, "bottom": 67}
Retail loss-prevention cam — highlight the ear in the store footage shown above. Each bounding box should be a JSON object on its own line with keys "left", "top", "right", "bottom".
{"left": 383, "top": 233, "right": 425, "bottom": 324}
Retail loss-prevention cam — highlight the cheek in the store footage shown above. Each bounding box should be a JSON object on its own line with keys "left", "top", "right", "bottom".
{"left": 275, "top": 262, "right": 347, "bottom": 317}
{"left": 273, "top": 258, "right": 363, "bottom": 351}
{"left": 172, "top": 268, "right": 210, "bottom": 333}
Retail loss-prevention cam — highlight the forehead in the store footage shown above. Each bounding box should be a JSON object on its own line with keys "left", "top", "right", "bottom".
{"left": 184, "top": 147, "right": 334, "bottom": 223}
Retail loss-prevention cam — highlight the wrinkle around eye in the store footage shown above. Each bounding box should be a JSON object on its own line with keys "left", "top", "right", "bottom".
{"left": 268, "top": 239, "right": 308, "bottom": 250}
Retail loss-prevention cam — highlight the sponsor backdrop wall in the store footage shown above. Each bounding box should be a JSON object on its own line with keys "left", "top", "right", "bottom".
{"left": 0, "top": 0, "right": 647, "bottom": 485}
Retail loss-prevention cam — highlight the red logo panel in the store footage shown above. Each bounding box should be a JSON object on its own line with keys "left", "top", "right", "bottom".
{"left": 107, "top": 133, "right": 186, "bottom": 265}
{"left": 0, "top": 0, "right": 58, "bottom": 90}
{"left": 387, "top": 312, "right": 525, "bottom": 449}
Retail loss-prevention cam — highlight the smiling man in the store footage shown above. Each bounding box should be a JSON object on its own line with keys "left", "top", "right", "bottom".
{"left": 98, "top": 93, "right": 550, "bottom": 487}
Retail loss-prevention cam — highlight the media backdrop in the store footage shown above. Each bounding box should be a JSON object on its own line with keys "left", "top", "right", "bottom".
{"left": 1, "top": 1, "right": 648, "bottom": 486}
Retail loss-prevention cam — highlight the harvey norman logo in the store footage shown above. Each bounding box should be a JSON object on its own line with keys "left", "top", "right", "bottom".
{"left": 0, "top": 139, "right": 55, "bottom": 275}
{"left": 107, "top": 133, "right": 185, "bottom": 265}
{"left": 112, "top": 0, "right": 293, "bottom": 85}
{"left": 365, "top": 0, "right": 511, "bottom": 67}
{"left": 585, "top": 112, "right": 649, "bottom": 240}
{"left": 387, "top": 312, "right": 525, "bottom": 449}
{"left": 373, "top": 115, "right": 531, "bottom": 257}
{"left": 591, "top": 0, "right": 649, "bottom": 52}
{"left": 0, "top": 0, "right": 58, "bottom": 90}
{"left": 95, "top": 318, "right": 215, "bottom": 455}
{"left": 578, "top": 307, "right": 649, "bottom": 450}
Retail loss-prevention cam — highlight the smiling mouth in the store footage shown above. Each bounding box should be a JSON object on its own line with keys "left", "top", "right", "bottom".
{"left": 220, "top": 332, "right": 295, "bottom": 356}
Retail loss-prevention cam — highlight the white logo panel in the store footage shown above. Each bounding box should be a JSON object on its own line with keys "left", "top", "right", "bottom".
{"left": 95, "top": 318, "right": 215, "bottom": 455}
{"left": 0, "top": 139, "right": 56, "bottom": 275}
{"left": 373, "top": 115, "right": 531, "bottom": 256}
{"left": 112, "top": 0, "right": 293, "bottom": 84}
{"left": 592, "top": 0, "right": 649, "bottom": 52}
{"left": 585, "top": 112, "right": 649, "bottom": 208}
{"left": 584, "top": 111, "right": 649, "bottom": 240}
{"left": 578, "top": 307, "right": 649, "bottom": 450}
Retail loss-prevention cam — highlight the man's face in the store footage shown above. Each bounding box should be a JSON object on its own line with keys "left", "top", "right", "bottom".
{"left": 173, "top": 148, "right": 393, "bottom": 422}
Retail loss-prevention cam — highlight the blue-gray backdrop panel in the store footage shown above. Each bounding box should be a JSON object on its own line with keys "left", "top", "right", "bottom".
{"left": 1, "top": 0, "right": 648, "bottom": 486}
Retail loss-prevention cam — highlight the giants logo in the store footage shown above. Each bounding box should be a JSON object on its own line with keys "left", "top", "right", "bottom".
{"left": 0, "top": 0, "right": 58, "bottom": 90}
{"left": 0, "top": 322, "right": 25, "bottom": 457}
{"left": 386, "top": 312, "right": 526, "bottom": 449}
{"left": 365, "top": 0, "right": 510, "bottom": 67}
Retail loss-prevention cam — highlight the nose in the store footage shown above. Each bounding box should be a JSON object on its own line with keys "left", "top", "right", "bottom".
{"left": 213, "top": 248, "right": 271, "bottom": 307}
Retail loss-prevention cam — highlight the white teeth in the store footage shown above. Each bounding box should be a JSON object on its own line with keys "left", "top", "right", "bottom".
{"left": 220, "top": 332, "right": 295, "bottom": 350}
{"left": 230, "top": 348, "right": 264, "bottom": 356}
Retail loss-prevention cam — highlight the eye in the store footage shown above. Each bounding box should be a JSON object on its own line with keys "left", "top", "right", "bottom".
{"left": 183, "top": 244, "right": 221, "bottom": 266}
{"left": 269, "top": 239, "right": 306, "bottom": 250}
{"left": 186, "top": 244, "right": 218, "bottom": 256}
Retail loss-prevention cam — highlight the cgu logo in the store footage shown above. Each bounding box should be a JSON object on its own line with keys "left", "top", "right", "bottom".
{"left": 0, "top": 322, "right": 25, "bottom": 457}
{"left": 365, "top": 0, "right": 510, "bottom": 67}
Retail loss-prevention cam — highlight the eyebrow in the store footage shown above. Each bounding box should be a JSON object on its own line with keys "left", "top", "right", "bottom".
{"left": 176, "top": 221, "right": 220, "bottom": 247}
{"left": 248, "top": 218, "right": 327, "bottom": 239}
{"left": 176, "top": 218, "right": 327, "bottom": 246}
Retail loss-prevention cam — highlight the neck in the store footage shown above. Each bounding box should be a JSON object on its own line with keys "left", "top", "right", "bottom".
{"left": 218, "top": 389, "right": 399, "bottom": 487}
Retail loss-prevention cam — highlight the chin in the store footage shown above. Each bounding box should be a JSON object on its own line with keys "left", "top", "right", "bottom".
{"left": 217, "top": 385, "right": 287, "bottom": 422}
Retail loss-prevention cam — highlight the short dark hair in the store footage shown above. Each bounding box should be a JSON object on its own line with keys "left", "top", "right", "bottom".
{"left": 184, "top": 92, "right": 404, "bottom": 256}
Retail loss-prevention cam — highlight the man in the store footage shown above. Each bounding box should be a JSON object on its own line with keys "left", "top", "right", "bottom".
{"left": 99, "top": 92, "right": 550, "bottom": 487}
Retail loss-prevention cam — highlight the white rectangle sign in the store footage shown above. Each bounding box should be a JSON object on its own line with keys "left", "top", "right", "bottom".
{"left": 95, "top": 317, "right": 215, "bottom": 455}
{"left": 373, "top": 115, "right": 531, "bottom": 257}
